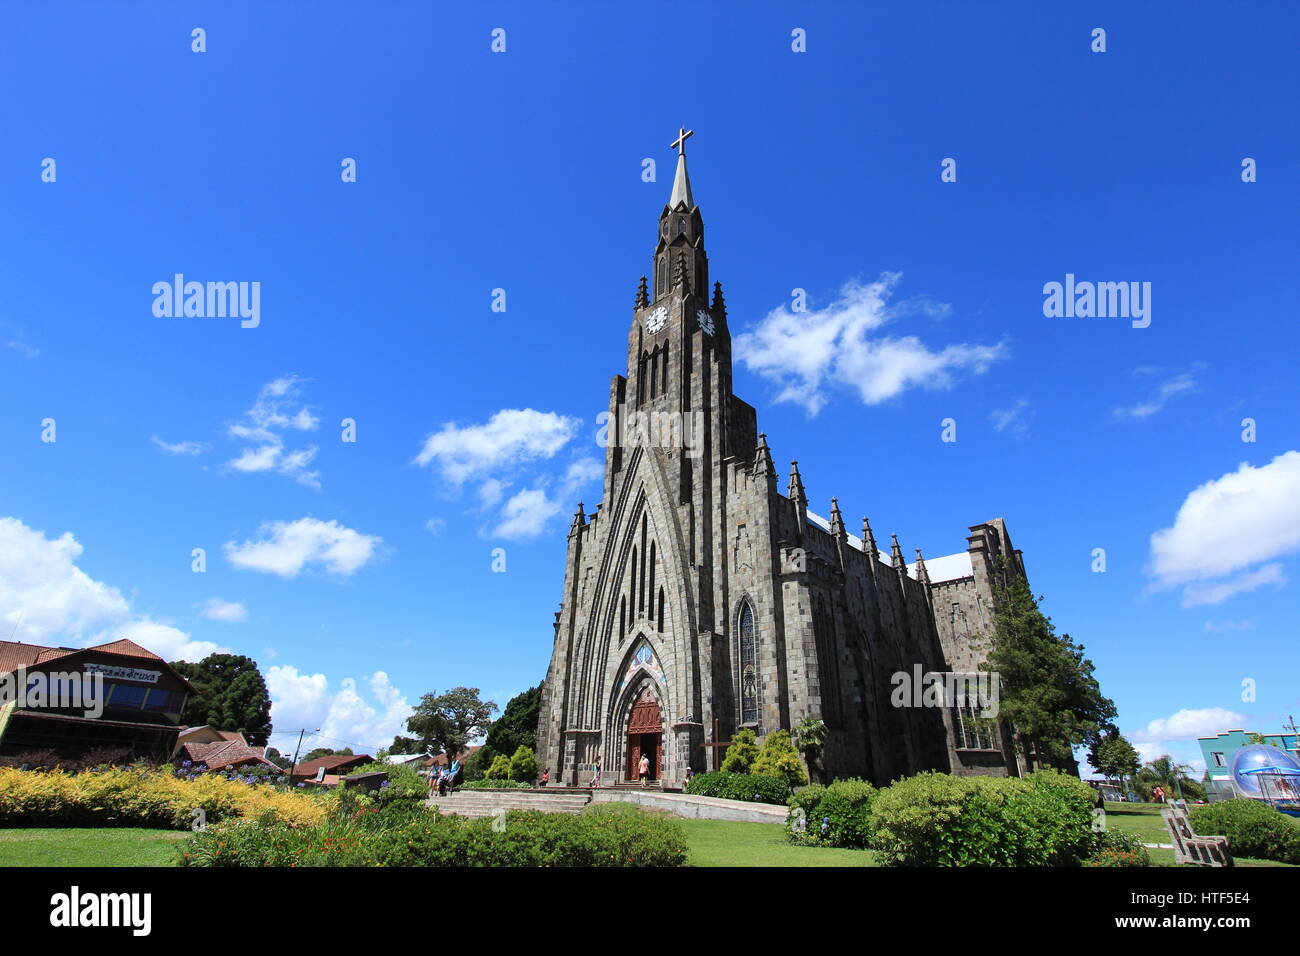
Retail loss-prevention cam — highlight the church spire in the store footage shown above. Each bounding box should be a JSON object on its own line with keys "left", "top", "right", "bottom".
{"left": 668, "top": 126, "right": 694, "bottom": 208}
{"left": 788, "top": 460, "right": 806, "bottom": 503}
{"left": 653, "top": 127, "right": 708, "bottom": 302}
{"left": 861, "top": 516, "right": 878, "bottom": 556}
{"left": 915, "top": 548, "right": 931, "bottom": 586}
{"left": 890, "top": 533, "right": 905, "bottom": 571}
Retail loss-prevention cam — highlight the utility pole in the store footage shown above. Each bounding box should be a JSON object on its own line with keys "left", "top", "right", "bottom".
{"left": 287, "top": 728, "right": 319, "bottom": 787}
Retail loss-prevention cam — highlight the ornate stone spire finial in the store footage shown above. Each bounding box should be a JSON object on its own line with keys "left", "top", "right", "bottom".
{"left": 754, "top": 433, "right": 775, "bottom": 480}
{"left": 829, "top": 497, "right": 846, "bottom": 538}
{"left": 861, "top": 516, "right": 878, "bottom": 556}
{"left": 712, "top": 280, "right": 726, "bottom": 317}
{"left": 890, "top": 533, "right": 905, "bottom": 570}
{"left": 569, "top": 502, "right": 587, "bottom": 536}
{"left": 915, "top": 548, "right": 930, "bottom": 586}
{"left": 788, "top": 460, "right": 806, "bottom": 503}
{"left": 635, "top": 275, "right": 649, "bottom": 310}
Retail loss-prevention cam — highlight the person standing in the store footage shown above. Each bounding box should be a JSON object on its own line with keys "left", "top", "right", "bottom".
{"left": 639, "top": 753, "right": 650, "bottom": 787}
{"left": 590, "top": 755, "right": 602, "bottom": 788}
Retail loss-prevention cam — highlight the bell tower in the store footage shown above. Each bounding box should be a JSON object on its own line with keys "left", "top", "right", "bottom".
{"left": 627, "top": 127, "right": 730, "bottom": 414}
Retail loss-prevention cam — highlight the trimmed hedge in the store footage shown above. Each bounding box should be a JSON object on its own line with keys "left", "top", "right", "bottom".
{"left": 1190, "top": 799, "right": 1300, "bottom": 864}
{"left": 786, "top": 778, "right": 877, "bottom": 848}
{"left": 685, "top": 771, "right": 791, "bottom": 805}
{"left": 869, "top": 769, "right": 1095, "bottom": 866}
{"left": 179, "top": 802, "right": 688, "bottom": 867}
{"left": 460, "top": 779, "right": 533, "bottom": 790}
{"left": 0, "top": 767, "right": 331, "bottom": 830}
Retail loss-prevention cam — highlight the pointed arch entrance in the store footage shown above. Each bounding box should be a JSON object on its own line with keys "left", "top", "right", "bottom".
{"left": 625, "top": 687, "right": 663, "bottom": 781}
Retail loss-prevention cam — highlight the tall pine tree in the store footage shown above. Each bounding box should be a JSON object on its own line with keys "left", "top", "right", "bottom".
{"left": 985, "top": 570, "right": 1116, "bottom": 772}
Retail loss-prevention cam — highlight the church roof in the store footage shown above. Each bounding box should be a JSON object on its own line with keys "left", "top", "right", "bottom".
{"left": 804, "top": 509, "right": 974, "bottom": 583}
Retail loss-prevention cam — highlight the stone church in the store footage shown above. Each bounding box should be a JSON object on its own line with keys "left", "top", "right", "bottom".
{"left": 536, "top": 130, "right": 1033, "bottom": 788}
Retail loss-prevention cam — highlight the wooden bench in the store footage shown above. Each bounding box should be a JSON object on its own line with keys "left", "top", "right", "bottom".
{"left": 1162, "top": 806, "right": 1233, "bottom": 866}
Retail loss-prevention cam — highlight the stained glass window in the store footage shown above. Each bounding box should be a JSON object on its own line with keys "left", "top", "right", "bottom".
{"left": 739, "top": 601, "right": 758, "bottom": 724}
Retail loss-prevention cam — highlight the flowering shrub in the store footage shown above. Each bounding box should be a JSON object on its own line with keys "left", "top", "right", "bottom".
{"left": 786, "top": 778, "right": 877, "bottom": 848}
{"left": 0, "top": 766, "right": 331, "bottom": 829}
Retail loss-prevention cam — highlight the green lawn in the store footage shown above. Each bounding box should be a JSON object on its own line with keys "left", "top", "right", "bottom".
{"left": 679, "top": 818, "right": 874, "bottom": 867}
{"left": 0, "top": 828, "right": 189, "bottom": 866}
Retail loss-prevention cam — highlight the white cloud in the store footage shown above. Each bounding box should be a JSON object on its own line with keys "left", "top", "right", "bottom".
{"left": 483, "top": 457, "right": 604, "bottom": 541}
{"left": 477, "top": 478, "right": 509, "bottom": 507}
{"left": 1148, "top": 451, "right": 1300, "bottom": 605}
{"left": 989, "top": 399, "right": 1033, "bottom": 439}
{"left": 152, "top": 435, "right": 209, "bottom": 456}
{"left": 1132, "top": 707, "right": 1246, "bottom": 744}
{"left": 266, "top": 666, "right": 412, "bottom": 756}
{"left": 1114, "top": 368, "right": 1199, "bottom": 420}
{"left": 201, "top": 598, "right": 248, "bottom": 623}
{"left": 225, "top": 518, "right": 382, "bottom": 578}
{"left": 115, "top": 618, "right": 223, "bottom": 663}
{"left": 1181, "top": 564, "right": 1286, "bottom": 608}
{"left": 734, "top": 274, "right": 1006, "bottom": 415}
{"left": 0, "top": 516, "right": 223, "bottom": 661}
{"left": 414, "top": 408, "right": 579, "bottom": 484}
{"left": 225, "top": 376, "right": 321, "bottom": 489}
{"left": 491, "top": 488, "right": 563, "bottom": 540}
{"left": 7, "top": 340, "right": 39, "bottom": 358}
{"left": 425, "top": 518, "right": 445, "bottom": 535}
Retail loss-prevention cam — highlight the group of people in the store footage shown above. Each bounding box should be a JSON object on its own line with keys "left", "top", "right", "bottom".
{"left": 429, "top": 767, "right": 456, "bottom": 797}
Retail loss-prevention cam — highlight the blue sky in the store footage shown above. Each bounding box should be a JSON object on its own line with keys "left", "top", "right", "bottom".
{"left": 1, "top": 1, "right": 1297, "bottom": 770}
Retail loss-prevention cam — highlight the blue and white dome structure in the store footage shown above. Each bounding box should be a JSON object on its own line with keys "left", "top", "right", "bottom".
{"left": 1232, "top": 744, "right": 1300, "bottom": 815}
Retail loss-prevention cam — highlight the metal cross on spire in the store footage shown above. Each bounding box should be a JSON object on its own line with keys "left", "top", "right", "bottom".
{"left": 670, "top": 126, "right": 694, "bottom": 156}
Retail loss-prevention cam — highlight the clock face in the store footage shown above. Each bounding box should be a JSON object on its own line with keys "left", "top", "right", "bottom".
{"left": 646, "top": 306, "right": 668, "bottom": 334}
{"left": 697, "top": 308, "right": 715, "bottom": 335}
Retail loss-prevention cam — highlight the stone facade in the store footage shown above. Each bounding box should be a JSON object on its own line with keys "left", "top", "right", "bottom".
{"left": 536, "top": 140, "right": 1036, "bottom": 787}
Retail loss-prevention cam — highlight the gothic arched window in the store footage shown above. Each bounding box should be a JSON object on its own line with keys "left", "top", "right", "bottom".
{"left": 739, "top": 600, "right": 758, "bottom": 724}
{"left": 657, "top": 586, "right": 665, "bottom": 633}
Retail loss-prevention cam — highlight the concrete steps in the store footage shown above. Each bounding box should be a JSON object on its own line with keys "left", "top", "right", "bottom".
{"left": 427, "top": 788, "right": 592, "bottom": 818}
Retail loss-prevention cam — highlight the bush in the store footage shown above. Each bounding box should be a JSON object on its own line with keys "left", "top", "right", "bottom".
{"left": 719, "top": 729, "right": 758, "bottom": 774}
{"left": 509, "top": 746, "right": 539, "bottom": 784}
{"left": 685, "top": 771, "right": 791, "bottom": 805}
{"left": 786, "top": 778, "right": 876, "bottom": 848}
{"left": 1084, "top": 827, "right": 1150, "bottom": 867}
{"left": 1190, "top": 799, "right": 1300, "bottom": 864}
{"left": 0, "top": 766, "right": 330, "bottom": 830}
{"left": 751, "top": 730, "right": 809, "bottom": 788}
{"left": 179, "top": 803, "right": 688, "bottom": 867}
{"left": 869, "top": 769, "right": 1097, "bottom": 867}
{"left": 484, "top": 754, "right": 513, "bottom": 781}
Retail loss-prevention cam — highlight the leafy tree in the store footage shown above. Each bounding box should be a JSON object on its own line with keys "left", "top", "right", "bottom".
{"left": 485, "top": 685, "right": 542, "bottom": 758}
{"left": 301, "top": 747, "right": 352, "bottom": 763}
{"left": 720, "top": 728, "right": 759, "bottom": 774}
{"left": 461, "top": 746, "right": 493, "bottom": 782}
{"left": 388, "top": 736, "right": 422, "bottom": 755}
{"left": 1137, "top": 755, "right": 1204, "bottom": 802}
{"left": 172, "top": 654, "right": 274, "bottom": 746}
{"left": 1248, "top": 733, "right": 1269, "bottom": 745}
{"left": 264, "top": 747, "right": 292, "bottom": 770}
{"left": 793, "top": 717, "right": 828, "bottom": 784}
{"left": 406, "top": 687, "right": 497, "bottom": 769}
{"left": 1088, "top": 731, "right": 1139, "bottom": 790}
{"left": 509, "top": 745, "right": 540, "bottom": 783}
{"left": 984, "top": 571, "right": 1116, "bottom": 771}
{"left": 751, "top": 729, "right": 809, "bottom": 787}
{"left": 484, "top": 754, "right": 513, "bottom": 780}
